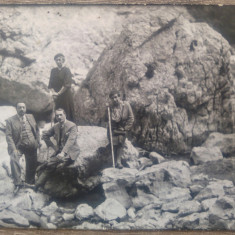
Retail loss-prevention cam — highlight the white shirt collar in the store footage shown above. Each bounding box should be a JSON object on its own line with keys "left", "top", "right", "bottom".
{"left": 18, "top": 114, "right": 26, "bottom": 121}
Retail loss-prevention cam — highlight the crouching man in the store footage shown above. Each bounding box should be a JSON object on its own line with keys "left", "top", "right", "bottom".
{"left": 36, "top": 108, "right": 79, "bottom": 190}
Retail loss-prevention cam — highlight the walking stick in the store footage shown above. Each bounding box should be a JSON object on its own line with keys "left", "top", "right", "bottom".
{"left": 47, "top": 99, "right": 55, "bottom": 159}
{"left": 107, "top": 106, "right": 115, "bottom": 168}
{"left": 50, "top": 100, "right": 55, "bottom": 127}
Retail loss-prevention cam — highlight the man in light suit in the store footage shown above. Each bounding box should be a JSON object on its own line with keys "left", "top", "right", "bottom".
{"left": 42, "top": 108, "right": 78, "bottom": 163}
{"left": 35, "top": 108, "right": 79, "bottom": 190}
{"left": 5, "top": 103, "right": 40, "bottom": 193}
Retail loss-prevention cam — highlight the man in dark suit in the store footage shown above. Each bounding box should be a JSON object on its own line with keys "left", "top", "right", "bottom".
{"left": 5, "top": 103, "right": 40, "bottom": 193}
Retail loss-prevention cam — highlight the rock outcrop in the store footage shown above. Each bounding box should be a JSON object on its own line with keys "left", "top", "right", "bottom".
{"left": 202, "top": 132, "right": 235, "bottom": 157}
{"left": 0, "top": 4, "right": 235, "bottom": 230}
{"left": 190, "top": 146, "right": 223, "bottom": 165}
{"left": 36, "top": 125, "right": 142, "bottom": 198}
{"left": 75, "top": 10, "right": 234, "bottom": 155}
{"left": 0, "top": 6, "right": 129, "bottom": 113}
{"left": 0, "top": 108, "right": 235, "bottom": 229}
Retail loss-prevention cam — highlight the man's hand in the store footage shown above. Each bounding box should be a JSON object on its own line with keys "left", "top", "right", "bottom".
{"left": 57, "top": 152, "right": 66, "bottom": 159}
{"left": 52, "top": 93, "right": 58, "bottom": 101}
{"left": 13, "top": 150, "right": 22, "bottom": 159}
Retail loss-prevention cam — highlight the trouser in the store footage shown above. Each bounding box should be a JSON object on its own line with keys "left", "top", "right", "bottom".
{"left": 113, "top": 144, "right": 126, "bottom": 167}
{"left": 111, "top": 133, "right": 126, "bottom": 167}
{"left": 10, "top": 153, "right": 22, "bottom": 186}
{"left": 35, "top": 154, "right": 72, "bottom": 189}
{"left": 11, "top": 147, "right": 38, "bottom": 185}
{"left": 23, "top": 148, "right": 38, "bottom": 184}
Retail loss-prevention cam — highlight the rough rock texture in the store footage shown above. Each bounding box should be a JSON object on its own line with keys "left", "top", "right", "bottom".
{"left": 0, "top": 120, "right": 235, "bottom": 229}
{"left": 36, "top": 125, "right": 110, "bottom": 197}
{"left": 102, "top": 168, "right": 138, "bottom": 209}
{"left": 0, "top": 5, "right": 235, "bottom": 229}
{"left": 0, "top": 6, "right": 131, "bottom": 113}
{"left": 101, "top": 160, "right": 192, "bottom": 211}
{"left": 190, "top": 146, "right": 223, "bottom": 165}
{"left": 187, "top": 6, "right": 235, "bottom": 45}
{"left": 36, "top": 125, "right": 140, "bottom": 198}
{"left": 75, "top": 9, "right": 234, "bottom": 155}
{"left": 95, "top": 198, "right": 127, "bottom": 221}
{"left": 202, "top": 132, "right": 235, "bottom": 157}
{"left": 0, "top": 188, "right": 49, "bottom": 228}
{"left": 75, "top": 204, "right": 94, "bottom": 221}
{"left": 149, "top": 152, "right": 165, "bottom": 164}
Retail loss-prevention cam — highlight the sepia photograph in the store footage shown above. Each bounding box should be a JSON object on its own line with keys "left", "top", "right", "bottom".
{"left": 0, "top": 4, "right": 235, "bottom": 232}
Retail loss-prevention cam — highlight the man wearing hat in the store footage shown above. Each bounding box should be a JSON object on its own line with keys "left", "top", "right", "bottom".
{"left": 48, "top": 53, "right": 75, "bottom": 122}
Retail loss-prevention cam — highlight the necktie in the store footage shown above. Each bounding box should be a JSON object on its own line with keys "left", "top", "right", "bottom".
{"left": 59, "top": 124, "right": 63, "bottom": 147}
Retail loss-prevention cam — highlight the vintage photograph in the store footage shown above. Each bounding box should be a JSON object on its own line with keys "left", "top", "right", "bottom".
{"left": 0, "top": 4, "right": 235, "bottom": 231}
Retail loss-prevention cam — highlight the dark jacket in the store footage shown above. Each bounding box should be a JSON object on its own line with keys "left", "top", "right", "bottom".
{"left": 5, "top": 114, "right": 40, "bottom": 155}
{"left": 43, "top": 120, "right": 79, "bottom": 160}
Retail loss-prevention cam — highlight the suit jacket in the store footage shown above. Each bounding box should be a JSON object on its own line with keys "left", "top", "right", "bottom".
{"left": 43, "top": 120, "right": 78, "bottom": 159}
{"left": 5, "top": 114, "right": 40, "bottom": 155}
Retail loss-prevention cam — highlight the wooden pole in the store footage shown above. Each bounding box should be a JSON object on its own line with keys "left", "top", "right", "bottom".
{"left": 107, "top": 106, "right": 115, "bottom": 168}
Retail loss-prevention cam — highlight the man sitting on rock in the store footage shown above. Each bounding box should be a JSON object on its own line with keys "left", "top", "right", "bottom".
{"left": 36, "top": 108, "right": 79, "bottom": 190}
{"left": 5, "top": 102, "right": 40, "bottom": 194}
{"left": 42, "top": 108, "right": 78, "bottom": 166}
{"left": 107, "top": 89, "right": 134, "bottom": 168}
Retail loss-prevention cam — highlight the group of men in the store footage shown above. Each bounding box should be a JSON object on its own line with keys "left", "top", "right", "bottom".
{"left": 5, "top": 105, "right": 78, "bottom": 194}
{"left": 5, "top": 53, "right": 134, "bottom": 195}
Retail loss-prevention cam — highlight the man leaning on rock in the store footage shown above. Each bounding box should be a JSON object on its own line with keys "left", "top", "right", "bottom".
{"left": 36, "top": 108, "right": 79, "bottom": 190}
{"left": 5, "top": 103, "right": 40, "bottom": 194}
{"left": 107, "top": 89, "right": 134, "bottom": 168}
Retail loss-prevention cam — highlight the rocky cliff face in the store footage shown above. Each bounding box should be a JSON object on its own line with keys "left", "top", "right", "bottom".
{"left": 75, "top": 9, "right": 235, "bottom": 155}
{"left": 1, "top": 6, "right": 234, "bottom": 155}
{"left": 0, "top": 6, "right": 127, "bottom": 113}
{"left": 187, "top": 6, "right": 235, "bottom": 45}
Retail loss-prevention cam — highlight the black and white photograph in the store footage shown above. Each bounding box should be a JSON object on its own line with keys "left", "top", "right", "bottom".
{"left": 0, "top": 4, "right": 235, "bottom": 231}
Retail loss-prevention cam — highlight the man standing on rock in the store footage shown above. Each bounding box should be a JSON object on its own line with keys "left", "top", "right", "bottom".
{"left": 107, "top": 89, "right": 134, "bottom": 168}
{"left": 48, "top": 53, "right": 75, "bottom": 122}
{"left": 36, "top": 108, "right": 79, "bottom": 190}
{"left": 5, "top": 103, "right": 40, "bottom": 194}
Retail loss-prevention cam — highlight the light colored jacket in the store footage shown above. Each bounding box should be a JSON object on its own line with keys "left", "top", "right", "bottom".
{"left": 5, "top": 114, "right": 39, "bottom": 155}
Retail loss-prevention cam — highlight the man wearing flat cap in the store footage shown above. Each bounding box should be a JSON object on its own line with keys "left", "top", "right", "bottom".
{"left": 48, "top": 53, "right": 75, "bottom": 122}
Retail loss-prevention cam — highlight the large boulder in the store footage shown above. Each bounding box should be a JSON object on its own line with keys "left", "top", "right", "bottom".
{"left": 190, "top": 146, "right": 223, "bottom": 165}
{"left": 101, "top": 168, "right": 138, "bottom": 209}
{"left": 101, "top": 160, "right": 192, "bottom": 210}
{"left": 202, "top": 132, "right": 235, "bottom": 157}
{"left": 36, "top": 126, "right": 110, "bottom": 197}
{"left": 36, "top": 125, "right": 139, "bottom": 198}
{"left": 137, "top": 161, "right": 192, "bottom": 205}
{"left": 75, "top": 204, "right": 94, "bottom": 221}
{"left": 75, "top": 9, "right": 234, "bottom": 155}
{"left": 95, "top": 198, "right": 127, "bottom": 222}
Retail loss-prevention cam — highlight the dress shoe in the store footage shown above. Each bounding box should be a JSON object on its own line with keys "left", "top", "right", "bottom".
{"left": 13, "top": 184, "right": 23, "bottom": 195}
